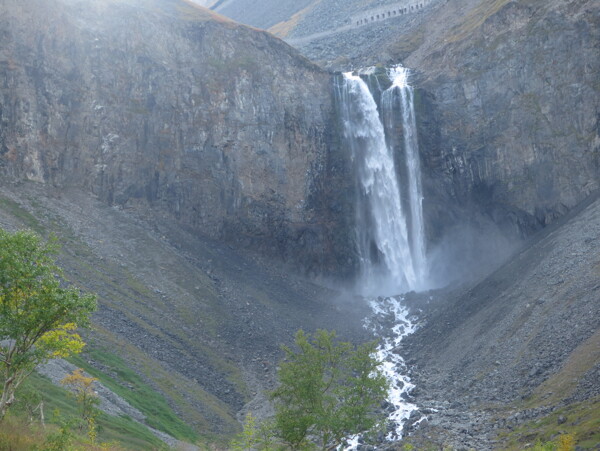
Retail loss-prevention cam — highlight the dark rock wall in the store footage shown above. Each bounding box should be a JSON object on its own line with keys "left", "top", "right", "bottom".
{"left": 409, "top": 0, "right": 600, "bottom": 241}
{"left": 0, "top": 0, "right": 355, "bottom": 276}
{"left": 277, "top": 0, "right": 599, "bottom": 260}
{"left": 2, "top": 0, "right": 597, "bottom": 281}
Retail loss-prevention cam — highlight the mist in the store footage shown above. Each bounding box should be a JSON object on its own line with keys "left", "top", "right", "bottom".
{"left": 187, "top": 0, "right": 217, "bottom": 7}
{"left": 426, "top": 220, "right": 521, "bottom": 290}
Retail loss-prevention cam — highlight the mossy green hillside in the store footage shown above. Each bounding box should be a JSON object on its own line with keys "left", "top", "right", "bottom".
{"left": 68, "top": 349, "right": 198, "bottom": 443}
{"left": 12, "top": 371, "right": 165, "bottom": 449}
{"left": 0, "top": 189, "right": 245, "bottom": 441}
{"left": 498, "top": 397, "right": 600, "bottom": 450}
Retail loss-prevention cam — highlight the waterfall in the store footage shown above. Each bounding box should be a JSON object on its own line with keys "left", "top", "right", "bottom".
{"left": 384, "top": 66, "right": 427, "bottom": 289}
{"left": 337, "top": 66, "right": 427, "bottom": 295}
{"left": 336, "top": 65, "right": 428, "bottom": 446}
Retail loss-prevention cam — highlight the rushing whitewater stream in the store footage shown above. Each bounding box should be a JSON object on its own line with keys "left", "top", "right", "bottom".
{"left": 337, "top": 66, "right": 428, "bottom": 446}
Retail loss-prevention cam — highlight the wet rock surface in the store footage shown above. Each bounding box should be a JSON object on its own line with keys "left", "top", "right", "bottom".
{"left": 412, "top": 0, "right": 600, "bottom": 245}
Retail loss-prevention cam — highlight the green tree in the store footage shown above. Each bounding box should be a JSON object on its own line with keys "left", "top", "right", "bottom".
{"left": 270, "top": 329, "right": 388, "bottom": 450}
{"left": 39, "top": 410, "right": 78, "bottom": 451}
{"left": 0, "top": 229, "right": 96, "bottom": 420}
{"left": 17, "top": 385, "right": 44, "bottom": 425}
{"left": 230, "top": 413, "right": 277, "bottom": 450}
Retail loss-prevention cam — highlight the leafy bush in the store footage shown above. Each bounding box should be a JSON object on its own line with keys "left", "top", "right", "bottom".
{"left": 0, "top": 229, "right": 96, "bottom": 419}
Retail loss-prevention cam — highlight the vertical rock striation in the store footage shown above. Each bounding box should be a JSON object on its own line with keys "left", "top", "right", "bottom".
{"left": 408, "top": 0, "right": 600, "bottom": 240}
{"left": 0, "top": 0, "right": 355, "bottom": 276}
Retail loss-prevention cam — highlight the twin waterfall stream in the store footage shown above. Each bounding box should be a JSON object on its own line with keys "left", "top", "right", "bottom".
{"left": 337, "top": 66, "right": 428, "bottom": 446}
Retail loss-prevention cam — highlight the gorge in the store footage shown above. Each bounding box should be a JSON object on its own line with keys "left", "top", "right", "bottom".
{"left": 0, "top": 0, "right": 599, "bottom": 448}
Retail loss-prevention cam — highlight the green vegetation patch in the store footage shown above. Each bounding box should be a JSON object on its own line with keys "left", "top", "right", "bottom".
{"left": 95, "top": 413, "right": 167, "bottom": 450}
{"left": 528, "top": 330, "right": 600, "bottom": 407}
{"left": 498, "top": 396, "right": 600, "bottom": 449}
{"left": 117, "top": 335, "right": 239, "bottom": 446}
{"left": 86, "top": 326, "right": 239, "bottom": 447}
{"left": 69, "top": 348, "right": 198, "bottom": 443}
{"left": 12, "top": 371, "right": 165, "bottom": 449}
{"left": 0, "top": 195, "right": 44, "bottom": 233}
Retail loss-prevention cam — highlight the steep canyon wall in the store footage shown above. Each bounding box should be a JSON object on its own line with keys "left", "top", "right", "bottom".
{"left": 211, "top": 0, "right": 599, "bottom": 280}
{"left": 0, "top": 0, "right": 355, "bottom": 276}
{"left": 1, "top": 0, "right": 598, "bottom": 282}
{"left": 409, "top": 0, "right": 599, "bottom": 244}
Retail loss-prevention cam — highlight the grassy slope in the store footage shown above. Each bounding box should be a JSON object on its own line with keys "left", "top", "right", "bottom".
{"left": 68, "top": 350, "right": 198, "bottom": 443}
{"left": 499, "top": 331, "right": 600, "bottom": 448}
{"left": 6, "top": 372, "right": 165, "bottom": 450}
{"left": 0, "top": 177, "right": 362, "bottom": 448}
{"left": 0, "top": 186, "right": 237, "bottom": 448}
{"left": 499, "top": 397, "right": 600, "bottom": 450}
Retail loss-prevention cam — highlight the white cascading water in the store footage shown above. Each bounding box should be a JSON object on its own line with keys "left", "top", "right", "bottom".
{"left": 337, "top": 67, "right": 427, "bottom": 296}
{"left": 336, "top": 66, "right": 428, "bottom": 446}
{"left": 384, "top": 66, "right": 427, "bottom": 288}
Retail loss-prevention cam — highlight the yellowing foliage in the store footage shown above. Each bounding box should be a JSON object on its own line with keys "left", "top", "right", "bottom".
{"left": 558, "top": 433, "right": 575, "bottom": 451}
{"left": 39, "top": 323, "right": 85, "bottom": 358}
{"left": 61, "top": 368, "right": 98, "bottom": 395}
{"left": 61, "top": 368, "right": 100, "bottom": 442}
{"left": 0, "top": 229, "right": 96, "bottom": 419}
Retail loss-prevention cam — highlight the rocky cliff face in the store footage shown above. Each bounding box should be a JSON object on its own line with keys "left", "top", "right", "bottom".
{"left": 259, "top": 0, "right": 599, "bottom": 264}
{"left": 409, "top": 0, "right": 600, "bottom": 243}
{"left": 4, "top": 0, "right": 595, "bottom": 281}
{"left": 0, "top": 0, "right": 355, "bottom": 276}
